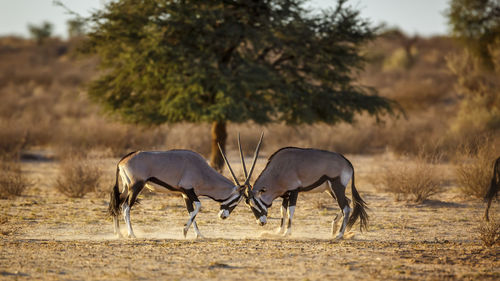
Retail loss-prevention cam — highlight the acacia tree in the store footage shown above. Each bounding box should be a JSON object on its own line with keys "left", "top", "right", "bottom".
{"left": 28, "top": 21, "right": 53, "bottom": 45}
{"left": 84, "top": 0, "right": 394, "bottom": 170}
{"left": 447, "top": 0, "right": 500, "bottom": 70}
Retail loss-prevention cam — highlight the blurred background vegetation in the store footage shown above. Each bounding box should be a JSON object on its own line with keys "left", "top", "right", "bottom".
{"left": 0, "top": 0, "right": 497, "bottom": 164}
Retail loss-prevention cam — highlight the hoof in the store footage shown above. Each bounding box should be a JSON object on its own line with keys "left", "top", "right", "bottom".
{"left": 127, "top": 233, "right": 136, "bottom": 239}
{"left": 283, "top": 229, "right": 292, "bottom": 237}
{"left": 334, "top": 234, "right": 344, "bottom": 241}
{"left": 183, "top": 228, "right": 188, "bottom": 238}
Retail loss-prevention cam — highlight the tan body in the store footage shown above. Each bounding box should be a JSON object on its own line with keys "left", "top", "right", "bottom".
{"left": 246, "top": 147, "right": 368, "bottom": 239}
{"left": 119, "top": 150, "right": 235, "bottom": 200}
{"left": 254, "top": 148, "right": 353, "bottom": 206}
{"left": 109, "top": 150, "right": 241, "bottom": 239}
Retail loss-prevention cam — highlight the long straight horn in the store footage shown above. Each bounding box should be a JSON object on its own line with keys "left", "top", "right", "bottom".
{"left": 244, "top": 132, "right": 264, "bottom": 185}
{"left": 238, "top": 133, "right": 248, "bottom": 180}
{"left": 217, "top": 142, "right": 240, "bottom": 186}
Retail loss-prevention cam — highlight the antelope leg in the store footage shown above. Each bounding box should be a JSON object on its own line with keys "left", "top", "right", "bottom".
{"left": 331, "top": 211, "right": 343, "bottom": 235}
{"left": 328, "top": 178, "right": 351, "bottom": 239}
{"left": 113, "top": 216, "right": 122, "bottom": 238}
{"left": 283, "top": 190, "right": 298, "bottom": 237}
{"left": 276, "top": 195, "right": 289, "bottom": 234}
{"left": 122, "top": 202, "right": 135, "bottom": 238}
{"left": 183, "top": 201, "right": 201, "bottom": 237}
{"left": 192, "top": 221, "right": 204, "bottom": 239}
{"left": 182, "top": 193, "right": 203, "bottom": 238}
{"left": 326, "top": 186, "right": 342, "bottom": 235}
{"left": 182, "top": 189, "right": 201, "bottom": 238}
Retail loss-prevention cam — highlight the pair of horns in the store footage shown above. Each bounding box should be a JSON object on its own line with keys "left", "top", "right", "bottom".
{"left": 218, "top": 132, "right": 264, "bottom": 187}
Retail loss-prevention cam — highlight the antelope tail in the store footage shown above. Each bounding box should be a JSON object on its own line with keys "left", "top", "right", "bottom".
{"left": 346, "top": 169, "right": 369, "bottom": 232}
{"left": 108, "top": 151, "right": 138, "bottom": 217}
{"left": 484, "top": 157, "right": 500, "bottom": 221}
{"left": 108, "top": 165, "right": 123, "bottom": 217}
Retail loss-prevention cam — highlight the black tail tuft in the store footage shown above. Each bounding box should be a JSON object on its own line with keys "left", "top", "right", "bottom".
{"left": 485, "top": 177, "right": 499, "bottom": 202}
{"left": 484, "top": 157, "right": 500, "bottom": 201}
{"left": 108, "top": 151, "right": 138, "bottom": 217}
{"left": 108, "top": 184, "right": 121, "bottom": 217}
{"left": 484, "top": 157, "right": 500, "bottom": 221}
{"left": 346, "top": 170, "right": 369, "bottom": 232}
{"left": 108, "top": 165, "right": 123, "bottom": 217}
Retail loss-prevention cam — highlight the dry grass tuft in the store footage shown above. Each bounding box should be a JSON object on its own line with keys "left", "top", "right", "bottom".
{"left": 382, "top": 153, "right": 444, "bottom": 203}
{"left": 0, "top": 161, "right": 31, "bottom": 199}
{"left": 479, "top": 218, "right": 500, "bottom": 247}
{"left": 55, "top": 156, "right": 102, "bottom": 198}
{"left": 455, "top": 139, "right": 498, "bottom": 198}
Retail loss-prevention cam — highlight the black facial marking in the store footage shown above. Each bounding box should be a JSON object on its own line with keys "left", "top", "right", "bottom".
{"left": 220, "top": 195, "right": 241, "bottom": 214}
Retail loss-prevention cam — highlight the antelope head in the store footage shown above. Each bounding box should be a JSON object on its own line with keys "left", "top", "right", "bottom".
{"left": 217, "top": 132, "right": 265, "bottom": 223}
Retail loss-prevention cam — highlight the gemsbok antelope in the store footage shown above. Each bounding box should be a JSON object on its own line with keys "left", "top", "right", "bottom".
{"left": 108, "top": 143, "right": 261, "bottom": 238}
{"left": 484, "top": 156, "right": 500, "bottom": 221}
{"left": 244, "top": 147, "right": 368, "bottom": 239}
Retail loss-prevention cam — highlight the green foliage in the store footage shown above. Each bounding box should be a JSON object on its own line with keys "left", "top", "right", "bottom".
{"left": 67, "top": 18, "right": 85, "bottom": 38}
{"left": 447, "top": 52, "right": 500, "bottom": 136}
{"left": 27, "top": 21, "right": 53, "bottom": 45}
{"left": 447, "top": 0, "right": 500, "bottom": 70}
{"left": 83, "top": 0, "right": 394, "bottom": 126}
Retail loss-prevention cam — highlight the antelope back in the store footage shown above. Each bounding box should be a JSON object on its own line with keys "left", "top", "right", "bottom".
{"left": 122, "top": 150, "right": 235, "bottom": 199}
{"left": 254, "top": 147, "right": 351, "bottom": 198}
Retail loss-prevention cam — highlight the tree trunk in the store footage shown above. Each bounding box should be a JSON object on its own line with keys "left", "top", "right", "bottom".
{"left": 210, "top": 121, "right": 227, "bottom": 172}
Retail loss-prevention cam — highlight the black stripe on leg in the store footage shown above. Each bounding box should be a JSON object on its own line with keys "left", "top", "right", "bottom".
{"left": 288, "top": 190, "right": 298, "bottom": 206}
{"left": 182, "top": 188, "right": 199, "bottom": 203}
{"left": 280, "top": 195, "right": 289, "bottom": 229}
{"left": 128, "top": 180, "right": 145, "bottom": 208}
{"left": 183, "top": 196, "right": 194, "bottom": 213}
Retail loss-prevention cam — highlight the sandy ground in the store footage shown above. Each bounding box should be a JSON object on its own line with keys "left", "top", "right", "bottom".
{"left": 0, "top": 153, "right": 499, "bottom": 280}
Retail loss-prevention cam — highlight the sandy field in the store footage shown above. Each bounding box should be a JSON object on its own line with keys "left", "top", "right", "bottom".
{"left": 0, "top": 153, "right": 499, "bottom": 280}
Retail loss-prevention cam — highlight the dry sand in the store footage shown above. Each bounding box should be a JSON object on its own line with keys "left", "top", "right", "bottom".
{"left": 0, "top": 153, "right": 499, "bottom": 280}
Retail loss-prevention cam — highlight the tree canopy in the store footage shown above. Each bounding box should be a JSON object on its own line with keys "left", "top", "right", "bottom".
{"left": 83, "top": 0, "right": 395, "bottom": 169}
{"left": 447, "top": 0, "right": 500, "bottom": 70}
{"left": 84, "top": 0, "right": 393, "bottom": 125}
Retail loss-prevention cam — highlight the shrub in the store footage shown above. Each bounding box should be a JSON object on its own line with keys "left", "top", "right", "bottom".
{"left": 0, "top": 121, "right": 28, "bottom": 160}
{"left": 455, "top": 138, "right": 498, "bottom": 198}
{"left": 55, "top": 156, "right": 102, "bottom": 198}
{"left": 382, "top": 153, "right": 444, "bottom": 203}
{"left": 0, "top": 162, "right": 31, "bottom": 199}
{"left": 479, "top": 218, "right": 500, "bottom": 247}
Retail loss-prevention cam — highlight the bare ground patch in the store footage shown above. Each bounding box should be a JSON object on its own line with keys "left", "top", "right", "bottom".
{"left": 0, "top": 154, "right": 499, "bottom": 280}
